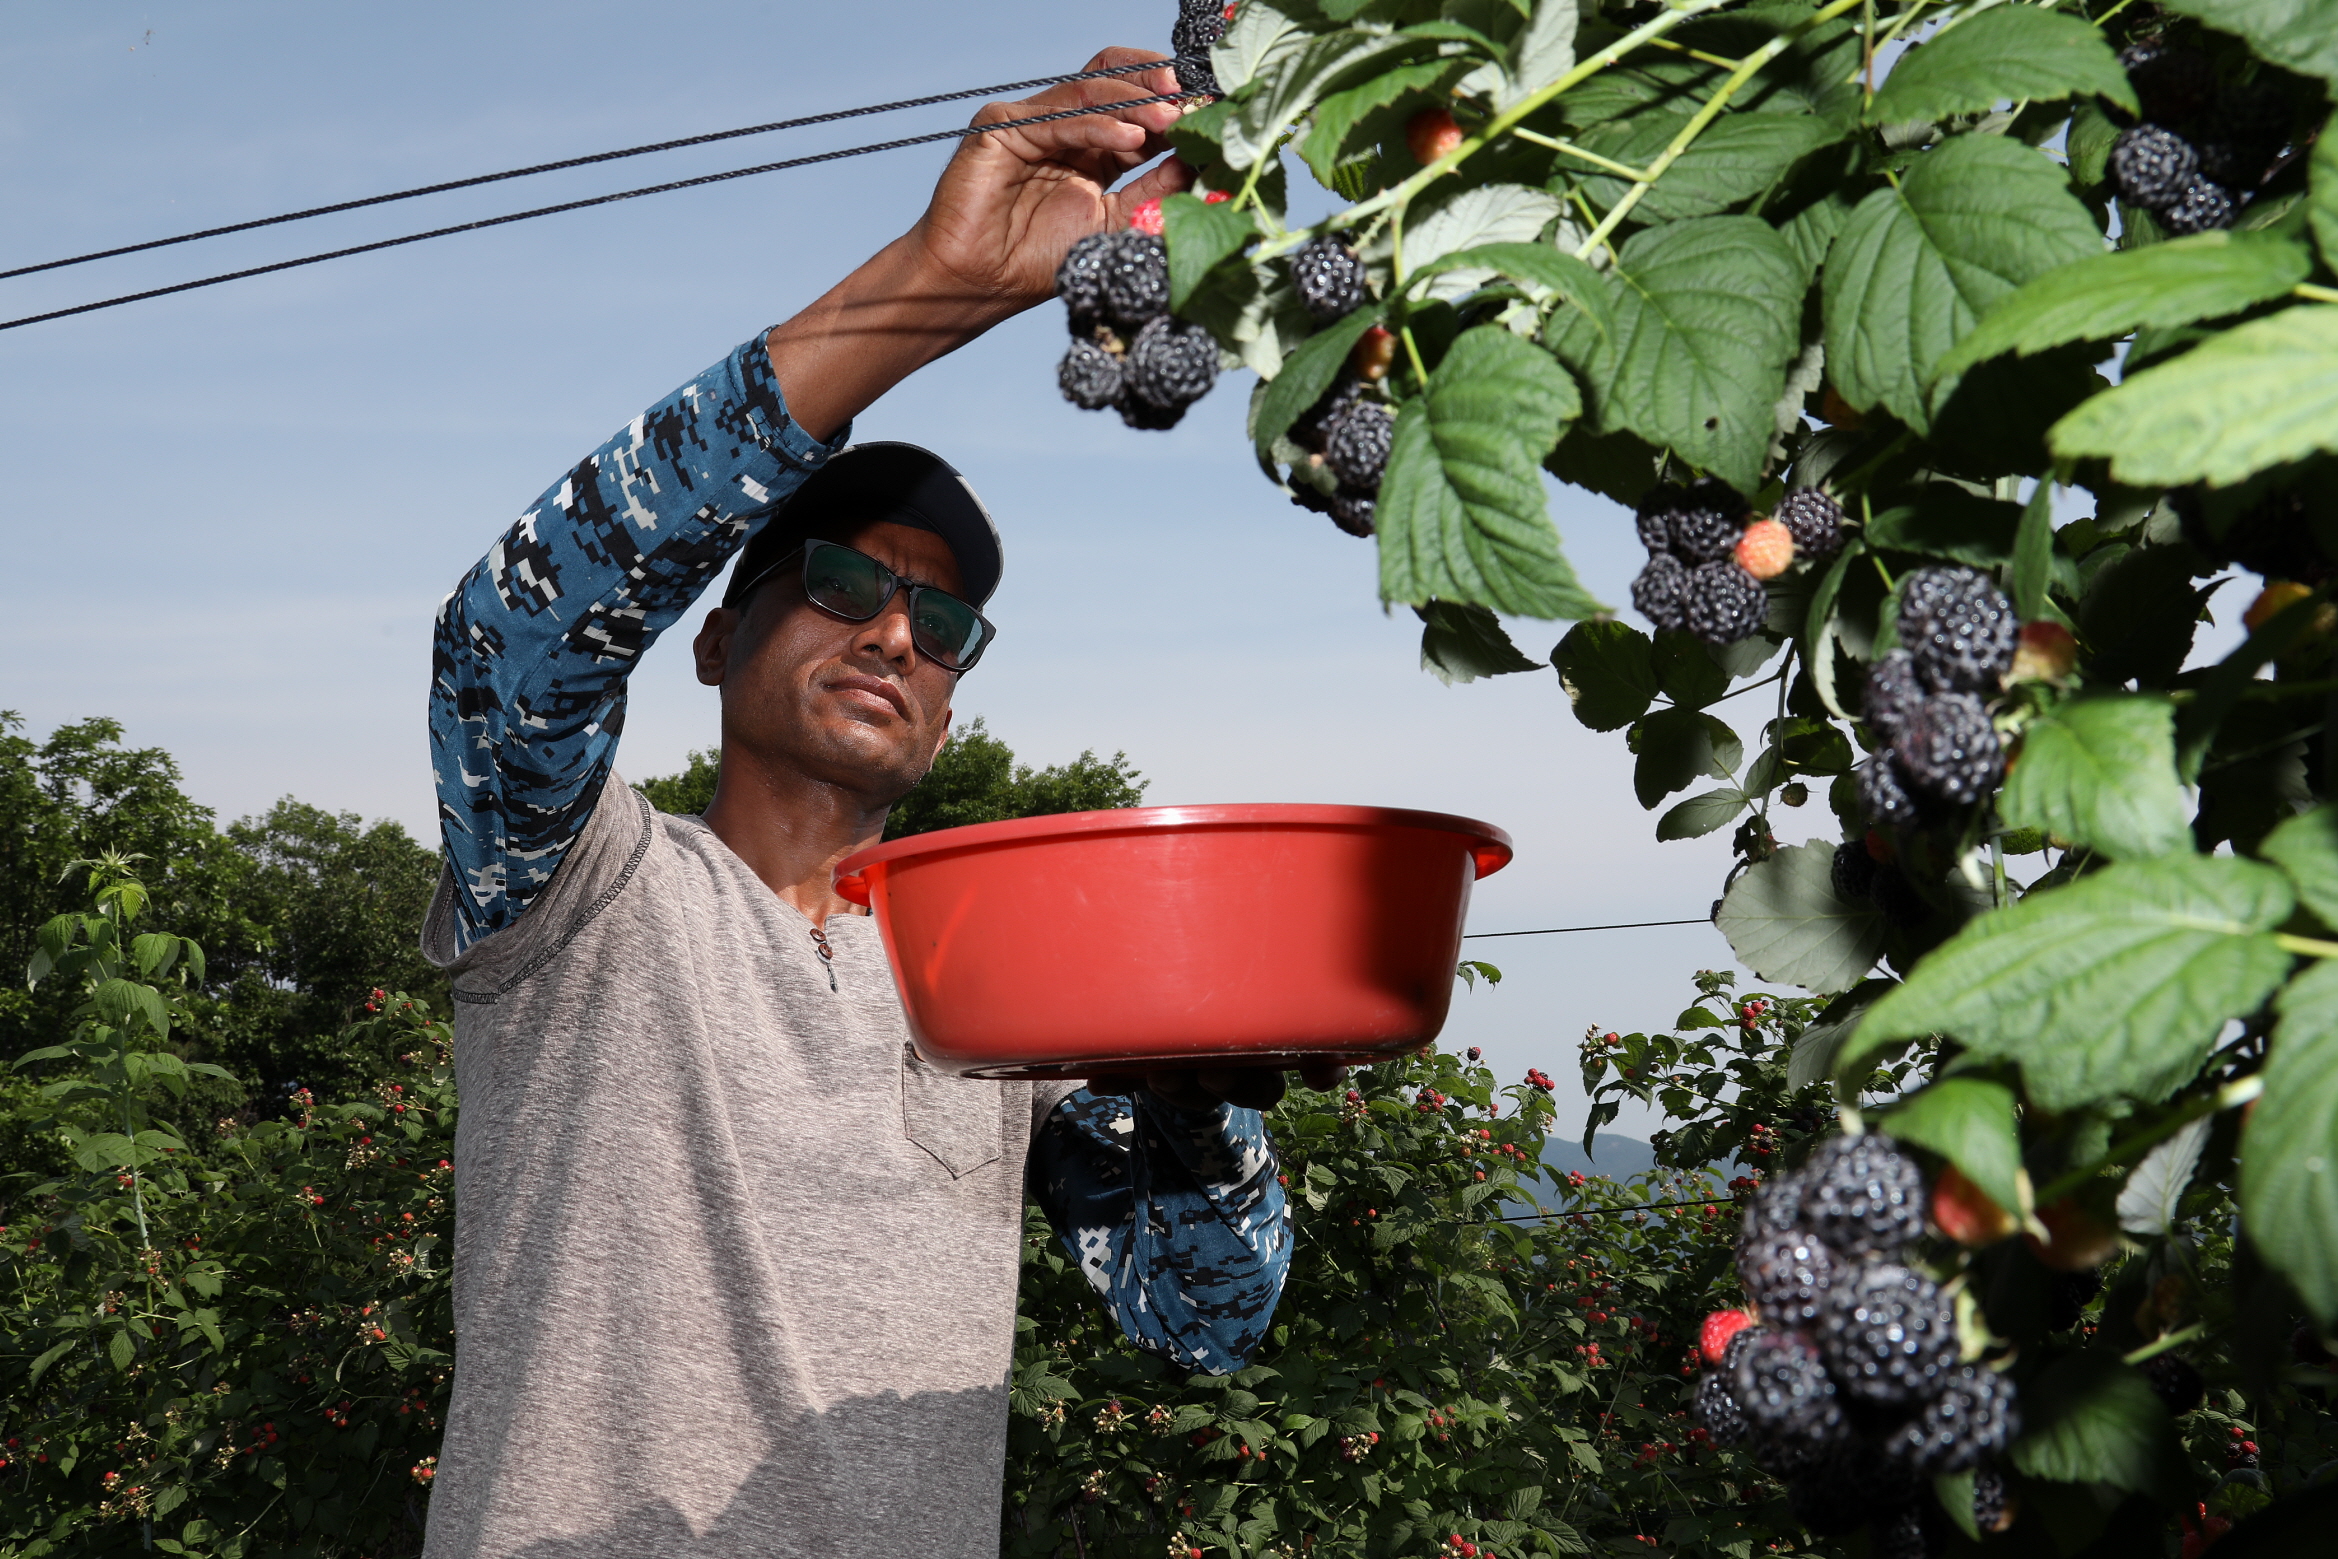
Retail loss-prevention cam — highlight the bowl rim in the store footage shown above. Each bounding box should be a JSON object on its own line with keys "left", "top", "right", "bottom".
{"left": 833, "top": 802, "right": 1513, "bottom": 905}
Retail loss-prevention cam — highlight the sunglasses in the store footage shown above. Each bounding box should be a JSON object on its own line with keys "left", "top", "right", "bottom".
{"left": 757, "top": 539, "right": 995, "bottom": 673}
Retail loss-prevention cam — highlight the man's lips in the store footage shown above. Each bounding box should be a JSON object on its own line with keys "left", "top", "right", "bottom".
{"left": 826, "top": 673, "right": 909, "bottom": 720}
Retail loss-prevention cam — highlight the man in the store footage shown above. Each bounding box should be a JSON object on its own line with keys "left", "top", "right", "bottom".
{"left": 417, "top": 48, "right": 1316, "bottom": 1559}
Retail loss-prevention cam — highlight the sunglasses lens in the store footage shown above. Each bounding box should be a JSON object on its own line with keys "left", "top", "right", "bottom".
{"left": 910, "top": 589, "right": 986, "bottom": 670}
{"left": 803, "top": 543, "right": 892, "bottom": 617}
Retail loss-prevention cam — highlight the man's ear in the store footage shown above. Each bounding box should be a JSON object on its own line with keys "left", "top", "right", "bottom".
{"left": 693, "top": 607, "right": 741, "bottom": 688}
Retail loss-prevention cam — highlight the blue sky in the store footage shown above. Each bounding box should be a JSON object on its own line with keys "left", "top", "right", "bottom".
{"left": 5, "top": 1, "right": 2153, "bottom": 1146}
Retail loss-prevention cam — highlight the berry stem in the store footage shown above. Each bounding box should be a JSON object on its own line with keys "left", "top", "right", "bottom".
{"left": 2124, "top": 1320, "right": 2208, "bottom": 1366}
{"left": 2034, "top": 1073, "right": 2266, "bottom": 1207}
{"left": 2295, "top": 284, "right": 2338, "bottom": 304}
{"left": 2276, "top": 932, "right": 2338, "bottom": 960}
{"left": 1509, "top": 127, "right": 1651, "bottom": 183}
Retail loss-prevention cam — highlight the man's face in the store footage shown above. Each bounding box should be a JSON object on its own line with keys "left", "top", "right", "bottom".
{"left": 693, "top": 518, "right": 963, "bottom": 804}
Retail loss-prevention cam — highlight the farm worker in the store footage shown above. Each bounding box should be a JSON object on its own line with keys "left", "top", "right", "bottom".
{"left": 416, "top": 49, "right": 1315, "bottom": 1559}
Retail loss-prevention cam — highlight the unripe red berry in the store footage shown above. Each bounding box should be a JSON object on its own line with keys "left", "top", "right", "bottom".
{"left": 1407, "top": 107, "right": 1463, "bottom": 164}
{"left": 1734, "top": 518, "right": 1795, "bottom": 580}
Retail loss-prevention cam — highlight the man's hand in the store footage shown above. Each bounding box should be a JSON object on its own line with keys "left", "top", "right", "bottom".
{"left": 908, "top": 48, "right": 1196, "bottom": 314}
{"left": 766, "top": 48, "right": 1196, "bottom": 442}
{"left": 1090, "top": 1060, "right": 1350, "bottom": 1114}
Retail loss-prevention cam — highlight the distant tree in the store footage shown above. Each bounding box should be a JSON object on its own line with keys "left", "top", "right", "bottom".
{"left": 635, "top": 716, "right": 1148, "bottom": 837}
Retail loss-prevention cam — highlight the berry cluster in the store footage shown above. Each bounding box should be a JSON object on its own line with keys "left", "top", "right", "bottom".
{"left": 2107, "top": 41, "right": 2293, "bottom": 233}
{"left": 1856, "top": 567, "right": 2016, "bottom": 826}
{"left": 1632, "top": 483, "right": 1844, "bottom": 645}
{"left": 1171, "top": 0, "right": 1235, "bottom": 96}
{"left": 1286, "top": 367, "right": 1392, "bottom": 536}
{"left": 1692, "top": 1136, "right": 2018, "bottom": 1556}
{"left": 1057, "top": 223, "right": 1222, "bottom": 429}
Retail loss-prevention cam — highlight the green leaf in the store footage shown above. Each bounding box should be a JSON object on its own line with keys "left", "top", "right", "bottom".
{"left": 71, "top": 1130, "right": 142, "bottom": 1171}
{"left": 1651, "top": 629, "right": 1731, "bottom": 709}
{"left": 1849, "top": 856, "right": 2296, "bottom": 1111}
{"left": 1405, "top": 241, "right": 1613, "bottom": 340}
{"left": 1496, "top": 0, "right": 1576, "bottom": 109}
{"left": 1546, "top": 215, "right": 1803, "bottom": 494}
{"left": 1935, "top": 1471, "right": 1981, "bottom": 1543}
{"left": 1301, "top": 59, "right": 1456, "bottom": 183}
{"left": 2315, "top": 114, "right": 2338, "bottom": 273}
{"left": 28, "top": 1336, "right": 75, "bottom": 1386}
{"left": 2011, "top": 480, "right": 2054, "bottom": 622}
{"left": 2012, "top": 1352, "right": 2175, "bottom": 1493}
{"left": 1419, "top": 600, "right": 1544, "bottom": 684}
{"left": 1574, "top": 113, "right": 1846, "bottom": 224}
{"left": 1882, "top": 1077, "right": 2022, "bottom": 1226}
{"left": 2048, "top": 304, "right": 2338, "bottom": 488}
{"left": 1656, "top": 786, "right": 1749, "bottom": 841}
{"left": 2159, "top": 0, "right": 2338, "bottom": 89}
{"left": 1377, "top": 326, "right": 1600, "bottom": 619}
{"left": 1715, "top": 840, "right": 1886, "bottom": 996}
{"left": 2000, "top": 696, "right": 2192, "bottom": 861}
{"left": 1228, "top": 31, "right": 1424, "bottom": 171}
{"left": 1211, "top": 1, "right": 1306, "bottom": 100}
{"left": 1936, "top": 233, "right": 2313, "bottom": 380}
{"left": 1789, "top": 978, "right": 1894, "bottom": 1089}
{"left": 1824, "top": 135, "right": 2103, "bottom": 434}
{"left": 1164, "top": 194, "right": 1258, "bottom": 312}
{"left": 2116, "top": 1115, "right": 2211, "bottom": 1237}
{"left": 1869, "top": 6, "right": 2137, "bottom": 124}
{"left": 1864, "top": 486, "right": 2021, "bottom": 566}
{"left": 109, "top": 1328, "right": 135, "bottom": 1371}
{"left": 1253, "top": 307, "right": 1381, "bottom": 460}
{"left": 131, "top": 931, "right": 179, "bottom": 979}
{"left": 2262, "top": 806, "right": 2338, "bottom": 928}
{"left": 2245, "top": 959, "right": 2338, "bottom": 1322}
{"left": 1632, "top": 707, "right": 1741, "bottom": 810}
{"left": 1552, "top": 619, "right": 1657, "bottom": 731}
{"left": 1403, "top": 185, "right": 1566, "bottom": 302}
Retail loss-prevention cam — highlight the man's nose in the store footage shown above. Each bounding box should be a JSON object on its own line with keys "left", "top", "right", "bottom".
{"left": 854, "top": 596, "right": 919, "bottom": 665}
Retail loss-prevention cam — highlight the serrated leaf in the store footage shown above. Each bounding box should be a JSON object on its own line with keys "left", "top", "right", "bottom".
{"left": 1419, "top": 600, "right": 1544, "bottom": 684}
{"left": 1656, "top": 786, "right": 1749, "bottom": 841}
{"left": 1715, "top": 840, "right": 1886, "bottom": 995}
{"left": 1935, "top": 1471, "right": 1981, "bottom": 1542}
{"left": 1253, "top": 308, "right": 1381, "bottom": 458}
{"left": 1632, "top": 707, "right": 1741, "bottom": 809}
{"left": 1301, "top": 59, "right": 1458, "bottom": 183}
{"left": 1402, "top": 184, "right": 1567, "bottom": 302}
{"left": 2117, "top": 1114, "right": 2211, "bottom": 1237}
{"left": 2000, "top": 696, "right": 2192, "bottom": 861}
{"left": 1869, "top": 6, "right": 2137, "bottom": 124}
{"left": 1406, "top": 241, "right": 1613, "bottom": 340}
{"left": 1497, "top": 0, "right": 1576, "bottom": 109}
{"left": 2314, "top": 114, "right": 2338, "bottom": 272}
{"left": 2262, "top": 806, "right": 2338, "bottom": 928}
{"left": 1552, "top": 619, "right": 1657, "bottom": 731}
{"left": 1211, "top": 2, "right": 1306, "bottom": 102}
{"left": 1937, "top": 233, "right": 2312, "bottom": 380}
{"left": 2012, "top": 481, "right": 2054, "bottom": 622}
{"left": 1824, "top": 135, "right": 2104, "bottom": 434}
{"left": 1548, "top": 215, "right": 1803, "bottom": 493}
{"left": 109, "top": 1328, "right": 135, "bottom": 1371}
{"left": 1651, "top": 629, "right": 1730, "bottom": 709}
{"left": 2245, "top": 959, "right": 2338, "bottom": 1321}
{"left": 2159, "top": 0, "right": 2338, "bottom": 89}
{"left": 2011, "top": 1352, "right": 2174, "bottom": 1492}
{"left": 72, "top": 1130, "right": 142, "bottom": 1172}
{"left": 1575, "top": 113, "right": 1845, "bottom": 224}
{"left": 1789, "top": 978, "right": 1893, "bottom": 1089}
{"left": 1229, "top": 30, "right": 1425, "bottom": 171}
{"left": 1883, "top": 1076, "right": 2023, "bottom": 1224}
{"left": 1377, "top": 326, "right": 1600, "bottom": 619}
{"left": 1864, "top": 486, "right": 2021, "bottom": 566}
{"left": 1165, "top": 194, "right": 1259, "bottom": 312}
{"left": 1848, "top": 856, "right": 2295, "bottom": 1111}
{"left": 2048, "top": 304, "right": 2338, "bottom": 488}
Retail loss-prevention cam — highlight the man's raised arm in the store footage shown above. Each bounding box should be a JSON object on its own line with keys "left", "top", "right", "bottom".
{"left": 427, "top": 52, "right": 1192, "bottom": 951}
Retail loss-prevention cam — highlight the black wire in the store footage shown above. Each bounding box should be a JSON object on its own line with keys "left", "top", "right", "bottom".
{"left": 1463, "top": 918, "right": 1711, "bottom": 939}
{"left": 0, "top": 60, "right": 1173, "bottom": 283}
{"left": 0, "top": 90, "right": 1199, "bottom": 335}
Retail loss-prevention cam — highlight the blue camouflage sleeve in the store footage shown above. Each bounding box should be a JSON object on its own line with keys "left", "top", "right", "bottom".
{"left": 1028, "top": 1089, "right": 1291, "bottom": 1374}
{"left": 429, "top": 333, "right": 846, "bottom": 951}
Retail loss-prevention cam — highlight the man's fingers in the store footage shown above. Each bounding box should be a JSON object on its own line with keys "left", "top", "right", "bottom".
{"left": 1111, "top": 156, "right": 1201, "bottom": 218}
{"left": 1197, "top": 1067, "right": 1288, "bottom": 1112}
{"left": 1297, "top": 1060, "right": 1350, "bottom": 1093}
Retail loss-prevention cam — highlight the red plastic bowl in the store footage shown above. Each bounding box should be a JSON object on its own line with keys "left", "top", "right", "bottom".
{"left": 832, "top": 803, "right": 1512, "bottom": 1079}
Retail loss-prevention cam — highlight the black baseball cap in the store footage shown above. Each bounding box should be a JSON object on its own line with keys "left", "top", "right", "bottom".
{"left": 722, "top": 442, "right": 1004, "bottom": 609}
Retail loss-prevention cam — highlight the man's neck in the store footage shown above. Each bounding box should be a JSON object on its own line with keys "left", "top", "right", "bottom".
{"left": 699, "top": 759, "right": 888, "bottom": 927}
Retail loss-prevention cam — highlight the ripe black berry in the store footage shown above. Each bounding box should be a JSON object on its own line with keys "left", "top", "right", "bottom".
{"left": 1971, "top": 1466, "right": 2011, "bottom": 1533}
{"left": 1328, "top": 488, "right": 1376, "bottom": 538}
{"left": 1057, "top": 232, "right": 1117, "bottom": 326}
{"left": 1815, "top": 1262, "right": 1957, "bottom": 1407}
{"left": 1173, "top": 53, "right": 1222, "bottom": 96}
{"left": 2139, "top": 1353, "right": 2206, "bottom": 1416}
{"left": 1898, "top": 566, "right": 2016, "bottom": 694}
{"left": 1119, "top": 394, "right": 1186, "bottom": 431}
{"left": 1900, "top": 691, "right": 2003, "bottom": 804}
{"left": 1172, "top": 0, "right": 1226, "bottom": 59}
{"left": 1881, "top": 1364, "right": 2020, "bottom": 1474}
{"left": 2110, "top": 125, "right": 2200, "bottom": 208}
{"left": 1291, "top": 237, "right": 1370, "bottom": 323}
{"left": 1323, "top": 402, "right": 1392, "bottom": 489}
{"left": 1738, "top": 1231, "right": 1840, "bottom": 1329}
{"left": 1857, "top": 753, "right": 1920, "bottom": 828}
{"left": 1668, "top": 480, "right": 1748, "bottom": 564}
{"left": 1099, "top": 233, "right": 1171, "bottom": 329}
{"left": 1058, "top": 337, "right": 1123, "bottom": 410}
{"left": 1683, "top": 561, "right": 1767, "bottom": 646}
{"left": 1635, "top": 483, "right": 1683, "bottom": 554}
{"left": 2161, "top": 178, "right": 2238, "bottom": 234}
{"left": 1796, "top": 1135, "right": 1926, "bottom": 1260}
{"left": 1831, "top": 840, "right": 1878, "bottom": 904}
{"left": 1292, "top": 374, "right": 1363, "bottom": 454}
{"left": 1693, "top": 1369, "right": 1749, "bottom": 1445}
{"left": 1632, "top": 554, "right": 1690, "bottom": 633}
{"left": 1730, "top": 1330, "right": 1847, "bottom": 1445}
{"left": 1125, "top": 316, "right": 1220, "bottom": 413}
{"left": 1774, "top": 489, "right": 1845, "bottom": 559}
{"left": 1862, "top": 649, "right": 1926, "bottom": 745}
{"left": 1784, "top": 1439, "right": 1914, "bottom": 1534}
{"left": 1869, "top": 1501, "right": 1947, "bottom": 1559}
{"left": 1869, "top": 865, "right": 1932, "bottom": 930}
{"left": 2118, "top": 43, "right": 2215, "bottom": 126}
